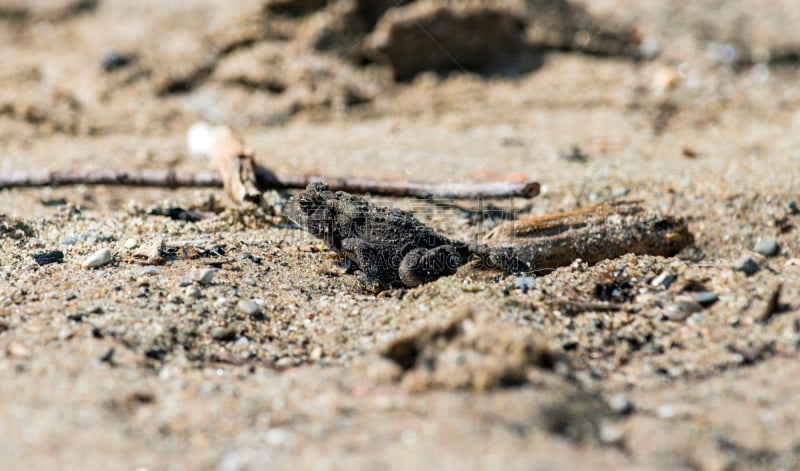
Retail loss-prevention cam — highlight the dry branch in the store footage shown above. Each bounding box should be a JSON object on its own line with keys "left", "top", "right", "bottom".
{"left": 483, "top": 200, "right": 693, "bottom": 272}
{"left": 0, "top": 168, "right": 540, "bottom": 199}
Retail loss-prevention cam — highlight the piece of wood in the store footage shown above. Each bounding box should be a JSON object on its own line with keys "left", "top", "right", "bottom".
{"left": 482, "top": 200, "right": 693, "bottom": 272}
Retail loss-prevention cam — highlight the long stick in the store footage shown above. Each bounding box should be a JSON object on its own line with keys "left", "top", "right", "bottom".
{"left": 0, "top": 168, "right": 540, "bottom": 199}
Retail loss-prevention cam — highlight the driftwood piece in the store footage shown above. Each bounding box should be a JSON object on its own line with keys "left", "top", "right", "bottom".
{"left": 482, "top": 201, "right": 693, "bottom": 272}
{"left": 0, "top": 168, "right": 540, "bottom": 199}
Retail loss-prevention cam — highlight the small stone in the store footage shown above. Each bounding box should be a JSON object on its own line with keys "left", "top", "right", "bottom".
{"left": 237, "top": 300, "right": 260, "bottom": 316}
{"left": 514, "top": 277, "right": 536, "bottom": 294}
{"left": 687, "top": 313, "right": 706, "bottom": 326}
{"left": 123, "top": 237, "right": 138, "bottom": 249}
{"left": 650, "top": 272, "right": 676, "bottom": 290}
{"left": 193, "top": 268, "right": 215, "bottom": 285}
{"left": 139, "top": 266, "right": 158, "bottom": 276}
{"left": 789, "top": 199, "right": 800, "bottom": 215}
{"left": 599, "top": 422, "right": 625, "bottom": 445}
{"left": 732, "top": 256, "right": 759, "bottom": 276}
{"left": 656, "top": 404, "right": 678, "bottom": 419}
{"left": 608, "top": 393, "right": 634, "bottom": 415}
{"left": 210, "top": 327, "right": 237, "bottom": 342}
{"left": 33, "top": 250, "right": 64, "bottom": 265}
{"left": 184, "top": 286, "right": 201, "bottom": 299}
{"left": 753, "top": 239, "right": 779, "bottom": 257}
{"left": 81, "top": 248, "right": 112, "bottom": 268}
{"left": 665, "top": 295, "right": 702, "bottom": 321}
{"left": 61, "top": 235, "right": 78, "bottom": 246}
{"left": 694, "top": 291, "right": 718, "bottom": 306}
{"left": 101, "top": 50, "right": 132, "bottom": 72}
{"left": 242, "top": 277, "right": 256, "bottom": 286}
{"left": 6, "top": 342, "right": 31, "bottom": 358}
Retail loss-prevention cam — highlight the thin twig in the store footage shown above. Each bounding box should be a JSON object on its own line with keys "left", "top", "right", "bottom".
{"left": 0, "top": 168, "right": 540, "bottom": 199}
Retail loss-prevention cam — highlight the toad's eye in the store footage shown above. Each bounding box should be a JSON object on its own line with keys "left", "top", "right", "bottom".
{"left": 298, "top": 197, "right": 312, "bottom": 209}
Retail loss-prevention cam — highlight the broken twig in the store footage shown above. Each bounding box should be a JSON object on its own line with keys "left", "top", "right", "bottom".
{"left": 0, "top": 168, "right": 540, "bottom": 199}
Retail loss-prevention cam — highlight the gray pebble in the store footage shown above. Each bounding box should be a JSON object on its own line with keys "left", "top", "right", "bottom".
{"left": 81, "top": 248, "right": 112, "bottom": 268}
{"left": 515, "top": 277, "right": 536, "bottom": 294}
{"left": 665, "top": 295, "right": 702, "bottom": 321}
{"left": 139, "top": 266, "right": 158, "bottom": 276}
{"left": 242, "top": 277, "right": 256, "bottom": 286}
{"left": 211, "top": 327, "right": 237, "bottom": 342}
{"left": 194, "top": 268, "right": 216, "bottom": 285}
{"left": 650, "top": 272, "right": 676, "bottom": 290}
{"left": 608, "top": 393, "right": 634, "bottom": 415}
{"left": 185, "top": 286, "right": 202, "bottom": 299}
{"left": 687, "top": 313, "right": 706, "bottom": 326}
{"left": 61, "top": 235, "right": 78, "bottom": 246}
{"left": 789, "top": 199, "right": 800, "bottom": 215}
{"left": 237, "top": 300, "right": 260, "bottom": 316}
{"left": 694, "top": 291, "right": 718, "bottom": 306}
{"left": 753, "top": 239, "right": 779, "bottom": 257}
{"left": 732, "top": 256, "right": 759, "bottom": 276}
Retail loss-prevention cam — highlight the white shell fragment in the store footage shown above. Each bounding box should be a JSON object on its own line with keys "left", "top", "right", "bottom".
{"left": 82, "top": 248, "right": 112, "bottom": 268}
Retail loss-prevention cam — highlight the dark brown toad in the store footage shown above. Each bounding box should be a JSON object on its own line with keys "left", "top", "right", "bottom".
{"left": 286, "top": 182, "right": 525, "bottom": 292}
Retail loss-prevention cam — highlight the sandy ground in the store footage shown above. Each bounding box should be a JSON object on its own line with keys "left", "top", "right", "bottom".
{"left": 1, "top": 1, "right": 800, "bottom": 470}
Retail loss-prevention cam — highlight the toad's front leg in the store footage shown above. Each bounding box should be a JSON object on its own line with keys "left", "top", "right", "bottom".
{"left": 341, "top": 238, "right": 393, "bottom": 292}
{"left": 399, "top": 245, "right": 462, "bottom": 288}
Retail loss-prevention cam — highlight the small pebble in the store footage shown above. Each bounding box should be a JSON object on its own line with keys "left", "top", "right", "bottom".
{"left": 687, "top": 313, "right": 706, "bottom": 326}
{"left": 599, "top": 423, "right": 625, "bottom": 445}
{"left": 123, "top": 237, "right": 138, "bottom": 249}
{"left": 33, "top": 250, "right": 64, "bottom": 266}
{"left": 694, "top": 291, "right": 718, "bottom": 306}
{"left": 210, "top": 327, "right": 237, "bottom": 342}
{"left": 753, "top": 239, "right": 779, "bottom": 257}
{"left": 650, "top": 272, "right": 676, "bottom": 290}
{"left": 237, "top": 300, "right": 260, "bottom": 316}
{"left": 665, "top": 296, "right": 702, "bottom": 321}
{"left": 185, "top": 286, "right": 201, "bottom": 299}
{"left": 193, "top": 268, "right": 216, "bottom": 285}
{"left": 139, "top": 266, "right": 158, "bottom": 276}
{"left": 732, "top": 256, "right": 759, "bottom": 276}
{"left": 789, "top": 199, "right": 800, "bottom": 215}
{"left": 242, "top": 277, "right": 256, "bottom": 286}
{"left": 608, "top": 393, "right": 634, "bottom": 415}
{"left": 61, "top": 235, "right": 78, "bottom": 246}
{"left": 101, "top": 50, "right": 131, "bottom": 72}
{"left": 514, "top": 277, "right": 536, "bottom": 294}
{"left": 81, "top": 248, "right": 112, "bottom": 268}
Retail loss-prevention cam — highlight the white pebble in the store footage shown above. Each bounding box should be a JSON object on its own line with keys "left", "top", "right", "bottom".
{"left": 123, "top": 237, "right": 138, "bottom": 249}
{"left": 185, "top": 286, "right": 202, "bottom": 299}
{"left": 81, "top": 248, "right": 112, "bottom": 268}
{"left": 194, "top": 268, "right": 216, "bottom": 285}
{"left": 237, "top": 299, "right": 260, "bottom": 316}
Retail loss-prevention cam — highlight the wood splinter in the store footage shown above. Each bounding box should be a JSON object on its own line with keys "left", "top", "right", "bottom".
{"left": 187, "top": 122, "right": 262, "bottom": 205}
